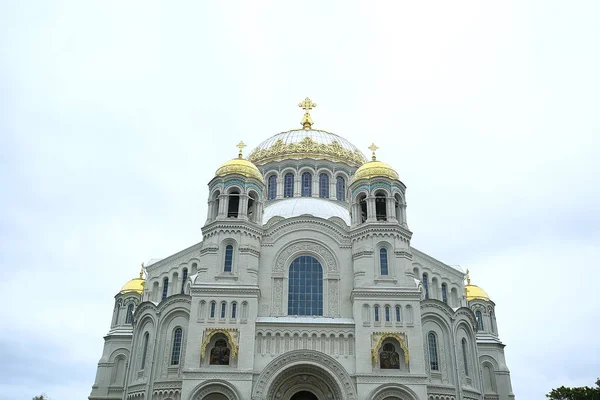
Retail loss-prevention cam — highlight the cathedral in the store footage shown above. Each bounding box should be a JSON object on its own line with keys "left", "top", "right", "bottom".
{"left": 89, "top": 98, "right": 515, "bottom": 400}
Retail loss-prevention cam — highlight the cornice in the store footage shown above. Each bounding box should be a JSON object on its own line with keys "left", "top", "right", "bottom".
{"left": 264, "top": 217, "right": 350, "bottom": 246}
{"left": 351, "top": 288, "right": 421, "bottom": 301}
{"left": 202, "top": 220, "right": 264, "bottom": 239}
{"left": 157, "top": 294, "right": 191, "bottom": 313}
{"left": 145, "top": 241, "right": 203, "bottom": 272}
{"left": 190, "top": 285, "right": 261, "bottom": 296}
{"left": 350, "top": 224, "right": 413, "bottom": 242}
{"left": 410, "top": 247, "right": 464, "bottom": 279}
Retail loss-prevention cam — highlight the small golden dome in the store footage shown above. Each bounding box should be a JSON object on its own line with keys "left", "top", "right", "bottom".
{"left": 351, "top": 143, "right": 399, "bottom": 184}
{"left": 465, "top": 284, "right": 490, "bottom": 302}
{"left": 215, "top": 158, "right": 264, "bottom": 183}
{"left": 215, "top": 141, "right": 264, "bottom": 183}
{"left": 120, "top": 278, "right": 145, "bottom": 295}
{"left": 465, "top": 269, "right": 490, "bottom": 301}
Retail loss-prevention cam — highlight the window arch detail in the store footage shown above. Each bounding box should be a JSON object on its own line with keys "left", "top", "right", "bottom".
{"left": 379, "top": 248, "right": 389, "bottom": 276}
{"left": 170, "top": 327, "right": 183, "bottom": 365}
{"left": 427, "top": 332, "right": 439, "bottom": 371}
{"left": 284, "top": 173, "right": 294, "bottom": 198}
{"left": 319, "top": 173, "right": 329, "bottom": 198}
{"left": 224, "top": 245, "right": 233, "bottom": 272}
{"left": 125, "top": 303, "right": 134, "bottom": 324}
{"left": 287, "top": 256, "right": 323, "bottom": 316}
{"left": 267, "top": 175, "right": 277, "bottom": 200}
{"left": 336, "top": 176, "right": 345, "bottom": 201}
{"left": 476, "top": 310, "right": 484, "bottom": 331}
{"left": 301, "top": 172, "right": 312, "bottom": 196}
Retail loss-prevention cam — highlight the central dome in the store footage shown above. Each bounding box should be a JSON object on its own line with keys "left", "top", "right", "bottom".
{"left": 248, "top": 129, "right": 367, "bottom": 167}
{"left": 262, "top": 198, "right": 351, "bottom": 225}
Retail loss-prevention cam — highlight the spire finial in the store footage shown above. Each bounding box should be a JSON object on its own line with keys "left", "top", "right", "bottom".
{"left": 236, "top": 141, "right": 247, "bottom": 159}
{"left": 368, "top": 143, "right": 379, "bottom": 161}
{"left": 139, "top": 262, "right": 145, "bottom": 279}
{"left": 298, "top": 97, "right": 317, "bottom": 130}
{"left": 466, "top": 268, "right": 471, "bottom": 285}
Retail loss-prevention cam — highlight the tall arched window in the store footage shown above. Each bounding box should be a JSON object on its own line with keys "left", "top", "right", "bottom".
{"left": 428, "top": 332, "right": 439, "bottom": 371}
{"left": 288, "top": 256, "right": 323, "bottom": 316}
{"left": 141, "top": 332, "right": 150, "bottom": 370}
{"left": 224, "top": 245, "right": 233, "bottom": 272}
{"left": 170, "top": 328, "right": 183, "bottom": 365}
{"left": 181, "top": 268, "right": 188, "bottom": 294}
{"left": 210, "top": 301, "right": 216, "bottom": 319}
{"left": 374, "top": 305, "right": 380, "bottom": 322}
{"left": 284, "top": 173, "right": 294, "bottom": 198}
{"left": 422, "top": 274, "right": 429, "bottom": 299}
{"left": 395, "top": 305, "right": 402, "bottom": 322}
{"left": 125, "top": 303, "right": 134, "bottom": 324}
{"left": 319, "top": 174, "right": 329, "bottom": 198}
{"left": 220, "top": 302, "right": 226, "bottom": 319}
{"left": 358, "top": 194, "right": 367, "bottom": 223}
{"left": 227, "top": 189, "right": 240, "bottom": 218}
{"left": 301, "top": 172, "right": 312, "bottom": 196}
{"left": 441, "top": 283, "right": 448, "bottom": 304}
{"left": 461, "top": 338, "right": 469, "bottom": 376}
{"left": 375, "top": 191, "right": 387, "bottom": 221}
{"left": 268, "top": 175, "right": 277, "bottom": 200}
{"left": 162, "top": 278, "right": 169, "bottom": 301}
{"left": 379, "top": 248, "right": 389, "bottom": 276}
{"left": 231, "top": 302, "right": 237, "bottom": 319}
{"left": 336, "top": 176, "right": 345, "bottom": 201}
{"left": 476, "top": 310, "right": 484, "bottom": 331}
{"left": 385, "top": 306, "right": 390, "bottom": 322}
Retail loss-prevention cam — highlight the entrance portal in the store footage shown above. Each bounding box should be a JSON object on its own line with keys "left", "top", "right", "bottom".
{"left": 290, "top": 391, "right": 318, "bottom": 400}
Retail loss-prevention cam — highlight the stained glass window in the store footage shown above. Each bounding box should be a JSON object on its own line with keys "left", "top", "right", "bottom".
{"left": 336, "top": 176, "right": 345, "bottom": 201}
{"left": 268, "top": 175, "right": 277, "bottom": 200}
{"left": 284, "top": 173, "right": 294, "bottom": 198}
{"left": 380, "top": 248, "right": 389, "bottom": 276}
{"left": 224, "top": 245, "right": 233, "bottom": 272}
{"left": 170, "top": 328, "right": 183, "bottom": 365}
{"left": 319, "top": 174, "right": 329, "bottom": 198}
{"left": 288, "top": 256, "right": 323, "bottom": 316}
{"left": 428, "top": 332, "right": 439, "bottom": 371}
{"left": 301, "top": 172, "right": 312, "bottom": 197}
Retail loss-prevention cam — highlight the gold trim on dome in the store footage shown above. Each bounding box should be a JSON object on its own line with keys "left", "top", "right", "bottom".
{"left": 248, "top": 136, "right": 367, "bottom": 167}
{"left": 371, "top": 332, "right": 409, "bottom": 364}
{"left": 351, "top": 161, "right": 399, "bottom": 183}
{"left": 200, "top": 328, "right": 238, "bottom": 360}
{"left": 215, "top": 159, "right": 264, "bottom": 183}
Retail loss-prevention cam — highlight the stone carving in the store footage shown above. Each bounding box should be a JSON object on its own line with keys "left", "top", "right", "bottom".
{"left": 274, "top": 241, "right": 337, "bottom": 273}
{"left": 193, "top": 380, "right": 239, "bottom": 400}
{"left": 328, "top": 280, "right": 340, "bottom": 316}
{"left": 272, "top": 278, "right": 283, "bottom": 315}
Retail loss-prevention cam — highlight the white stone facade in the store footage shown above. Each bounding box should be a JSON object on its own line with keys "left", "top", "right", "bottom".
{"left": 89, "top": 129, "right": 515, "bottom": 400}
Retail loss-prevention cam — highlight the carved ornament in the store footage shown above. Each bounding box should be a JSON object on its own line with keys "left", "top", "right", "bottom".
{"left": 371, "top": 332, "right": 410, "bottom": 364}
{"left": 200, "top": 328, "right": 239, "bottom": 360}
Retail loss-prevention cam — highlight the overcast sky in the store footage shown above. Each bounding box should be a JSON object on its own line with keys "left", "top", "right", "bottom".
{"left": 1, "top": 1, "right": 599, "bottom": 399}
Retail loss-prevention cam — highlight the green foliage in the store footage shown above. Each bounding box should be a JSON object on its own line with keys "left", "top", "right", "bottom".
{"left": 546, "top": 379, "right": 600, "bottom": 400}
{"left": 32, "top": 396, "right": 47, "bottom": 400}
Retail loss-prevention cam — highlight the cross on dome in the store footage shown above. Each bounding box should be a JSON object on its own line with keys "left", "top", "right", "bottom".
{"left": 299, "top": 97, "right": 317, "bottom": 130}
{"left": 368, "top": 143, "right": 379, "bottom": 161}
{"left": 236, "top": 141, "right": 247, "bottom": 159}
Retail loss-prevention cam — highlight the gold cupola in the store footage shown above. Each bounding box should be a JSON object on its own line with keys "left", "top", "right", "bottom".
{"left": 120, "top": 264, "right": 146, "bottom": 295}
{"left": 215, "top": 141, "right": 264, "bottom": 183}
{"left": 351, "top": 143, "right": 399, "bottom": 184}
{"left": 465, "top": 269, "right": 491, "bottom": 302}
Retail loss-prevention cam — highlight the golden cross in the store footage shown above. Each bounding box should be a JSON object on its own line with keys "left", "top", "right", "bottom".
{"left": 139, "top": 262, "right": 145, "bottom": 279}
{"left": 236, "top": 141, "right": 247, "bottom": 158}
{"left": 368, "top": 143, "right": 379, "bottom": 161}
{"left": 298, "top": 97, "right": 317, "bottom": 130}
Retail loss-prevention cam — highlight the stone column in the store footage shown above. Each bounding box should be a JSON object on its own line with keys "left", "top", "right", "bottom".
{"left": 366, "top": 197, "right": 376, "bottom": 222}
{"left": 276, "top": 176, "right": 283, "bottom": 199}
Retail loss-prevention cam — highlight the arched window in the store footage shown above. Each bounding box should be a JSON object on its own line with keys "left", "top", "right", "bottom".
{"left": 162, "top": 278, "right": 169, "bottom": 301}
{"left": 490, "top": 311, "right": 496, "bottom": 333}
{"left": 358, "top": 194, "right": 367, "bottom": 223}
{"left": 422, "top": 273, "right": 429, "bottom": 299}
{"left": 211, "top": 190, "right": 220, "bottom": 220}
{"left": 231, "top": 302, "right": 237, "bottom": 319}
{"left": 125, "top": 303, "right": 134, "bottom": 324}
{"left": 247, "top": 192, "right": 257, "bottom": 222}
{"left": 268, "top": 175, "right": 277, "bottom": 200}
{"left": 375, "top": 191, "right": 387, "bottom": 221}
{"left": 394, "top": 194, "right": 402, "bottom": 222}
{"left": 301, "top": 172, "right": 312, "bottom": 196}
{"left": 227, "top": 189, "right": 240, "bottom": 218}
{"left": 220, "top": 302, "right": 226, "bottom": 319}
{"left": 461, "top": 338, "right": 469, "bottom": 376}
{"left": 181, "top": 268, "right": 188, "bottom": 294}
{"left": 374, "top": 305, "right": 380, "bottom": 322}
{"left": 385, "top": 306, "right": 390, "bottom": 322}
{"left": 224, "top": 245, "right": 233, "bottom": 272}
{"left": 284, "top": 173, "right": 294, "bottom": 198}
{"left": 427, "top": 332, "right": 439, "bottom": 371}
{"left": 191, "top": 262, "right": 198, "bottom": 275}
{"left": 288, "top": 256, "right": 323, "bottom": 316}
{"left": 170, "top": 328, "right": 183, "bottom": 365}
{"left": 395, "top": 305, "right": 402, "bottom": 322}
{"left": 476, "top": 310, "right": 484, "bottom": 331}
{"left": 379, "top": 342, "right": 400, "bottom": 369}
{"left": 141, "top": 332, "right": 150, "bottom": 370}
{"left": 210, "top": 301, "right": 216, "bottom": 319}
{"left": 379, "top": 248, "right": 389, "bottom": 276}
{"left": 336, "top": 176, "right": 345, "bottom": 201}
{"left": 319, "top": 174, "right": 329, "bottom": 198}
{"left": 441, "top": 283, "right": 448, "bottom": 304}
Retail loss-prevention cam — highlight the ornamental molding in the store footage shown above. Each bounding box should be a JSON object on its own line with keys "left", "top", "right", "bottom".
{"left": 200, "top": 328, "right": 239, "bottom": 360}
{"left": 371, "top": 331, "right": 410, "bottom": 364}
{"left": 265, "top": 218, "right": 350, "bottom": 245}
{"left": 273, "top": 241, "right": 338, "bottom": 274}
{"left": 144, "top": 242, "right": 203, "bottom": 273}
{"left": 259, "top": 160, "right": 355, "bottom": 177}
{"left": 350, "top": 180, "right": 407, "bottom": 196}
{"left": 189, "top": 379, "right": 241, "bottom": 400}
{"left": 421, "top": 300, "right": 455, "bottom": 321}
{"left": 200, "top": 244, "right": 219, "bottom": 255}
{"left": 369, "top": 383, "right": 420, "bottom": 400}
{"left": 182, "top": 371, "right": 254, "bottom": 380}
{"left": 453, "top": 308, "right": 477, "bottom": 330}
{"left": 152, "top": 380, "right": 182, "bottom": 390}
{"left": 248, "top": 135, "right": 367, "bottom": 167}
{"left": 411, "top": 247, "right": 464, "bottom": 280}
{"left": 239, "top": 245, "right": 261, "bottom": 257}
{"left": 202, "top": 222, "right": 264, "bottom": 240}
{"left": 394, "top": 250, "right": 413, "bottom": 260}
{"left": 350, "top": 225, "right": 413, "bottom": 243}
{"left": 251, "top": 350, "right": 357, "bottom": 400}
{"left": 354, "top": 374, "right": 428, "bottom": 385}
{"left": 157, "top": 295, "right": 191, "bottom": 314}
{"left": 190, "top": 285, "right": 260, "bottom": 297}
{"left": 209, "top": 179, "right": 264, "bottom": 195}
{"left": 351, "top": 289, "right": 421, "bottom": 301}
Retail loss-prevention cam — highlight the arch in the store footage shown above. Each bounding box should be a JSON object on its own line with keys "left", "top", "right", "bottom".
{"left": 395, "top": 305, "right": 402, "bottom": 323}
{"left": 422, "top": 273, "right": 429, "bottom": 299}
{"left": 247, "top": 191, "right": 258, "bottom": 222}
{"left": 301, "top": 172, "right": 312, "bottom": 197}
{"left": 427, "top": 331, "right": 439, "bottom": 371}
{"left": 481, "top": 361, "right": 498, "bottom": 393}
{"left": 110, "top": 354, "right": 127, "bottom": 385}
{"left": 405, "top": 305, "right": 413, "bottom": 324}
{"left": 336, "top": 176, "right": 346, "bottom": 201}
{"left": 252, "top": 350, "right": 357, "bottom": 400}
{"left": 162, "top": 277, "right": 169, "bottom": 301}
{"left": 224, "top": 245, "right": 233, "bottom": 273}
{"left": 357, "top": 193, "right": 367, "bottom": 223}
{"left": 284, "top": 172, "right": 295, "bottom": 198}
{"left": 379, "top": 247, "right": 389, "bottom": 276}
{"left": 441, "top": 283, "right": 448, "bottom": 304}
{"left": 476, "top": 310, "right": 484, "bottom": 331}
{"left": 140, "top": 331, "right": 150, "bottom": 370}
{"left": 288, "top": 256, "right": 323, "bottom": 316}
{"left": 125, "top": 303, "right": 134, "bottom": 324}
{"left": 319, "top": 173, "right": 329, "bottom": 198}
{"left": 394, "top": 193, "right": 402, "bottom": 222}
{"left": 274, "top": 241, "right": 338, "bottom": 274}
{"left": 181, "top": 267, "right": 188, "bottom": 294}
{"left": 362, "top": 304, "right": 371, "bottom": 325}
{"left": 374, "top": 190, "right": 387, "bottom": 221}
{"left": 189, "top": 380, "right": 240, "bottom": 400}
{"left": 170, "top": 327, "right": 183, "bottom": 365}
{"left": 230, "top": 301, "right": 237, "bottom": 320}
{"left": 267, "top": 174, "right": 277, "bottom": 200}
{"left": 374, "top": 305, "right": 380, "bottom": 322}
{"left": 368, "top": 383, "right": 419, "bottom": 400}
{"left": 209, "top": 301, "right": 216, "bottom": 319}
{"left": 227, "top": 188, "right": 240, "bottom": 218}
{"left": 384, "top": 305, "right": 391, "bottom": 322}
{"left": 461, "top": 337, "right": 469, "bottom": 376}
{"left": 220, "top": 301, "right": 227, "bottom": 319}
{"left": 210, "top": 190, "right": 221, "bottom": 220}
